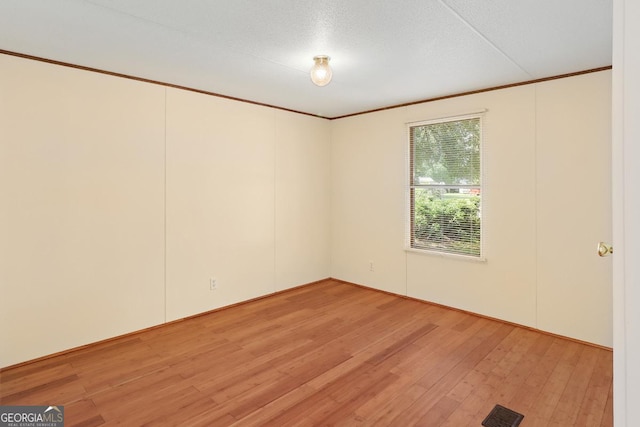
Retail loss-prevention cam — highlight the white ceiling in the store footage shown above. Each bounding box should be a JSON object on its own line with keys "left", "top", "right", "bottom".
{"left": 0, "top": 0, "right": 612, "bottom": 119}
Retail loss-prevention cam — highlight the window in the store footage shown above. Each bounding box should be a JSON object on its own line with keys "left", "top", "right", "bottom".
{"left": 408, "top": 115, "right": 482, "bottom": 258}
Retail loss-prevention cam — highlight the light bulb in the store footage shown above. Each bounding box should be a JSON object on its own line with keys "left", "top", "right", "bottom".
{"left": 310, "top": 55, "right": 332, "bottom": 87}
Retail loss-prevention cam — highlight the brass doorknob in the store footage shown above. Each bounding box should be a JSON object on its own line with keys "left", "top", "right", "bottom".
{"left": 597, "top": 242, "right": 613, "bottom": 257}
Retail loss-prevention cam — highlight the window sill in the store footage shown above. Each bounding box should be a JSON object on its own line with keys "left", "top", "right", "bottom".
{"left": 405, "top": 247, "right": 487, "bottom": 263}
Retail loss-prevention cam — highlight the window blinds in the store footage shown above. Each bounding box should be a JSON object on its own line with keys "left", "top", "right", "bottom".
{"left": 408, "top": 116, "right": 482, "bottom": 257}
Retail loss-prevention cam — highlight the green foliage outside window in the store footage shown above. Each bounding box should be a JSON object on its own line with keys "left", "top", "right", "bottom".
{"left": 413, "top": 189, "right": 481, "bottom": 256}
{"left": 412, "top": 118, "right": 480, "bottom": 185}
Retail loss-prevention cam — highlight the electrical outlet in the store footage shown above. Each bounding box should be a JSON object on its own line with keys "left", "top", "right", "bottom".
{"left": 210, "top": 278, "right": 217, "bottom": 290}
{"left": 369, "top": 261, "right": 374, "bottom": 272}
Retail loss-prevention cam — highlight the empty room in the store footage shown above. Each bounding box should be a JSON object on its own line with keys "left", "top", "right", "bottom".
{"left": 1, "top": 1, "right": 639, "bottom": 426}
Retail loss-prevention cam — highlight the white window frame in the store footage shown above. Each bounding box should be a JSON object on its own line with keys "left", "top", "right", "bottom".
{"left": 405, "top": 112, "right": 485, "bottom": 260}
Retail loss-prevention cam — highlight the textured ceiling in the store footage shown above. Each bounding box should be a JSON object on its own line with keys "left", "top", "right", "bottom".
{"left": 0, "top": 0, "right": 612, "bottom": 118}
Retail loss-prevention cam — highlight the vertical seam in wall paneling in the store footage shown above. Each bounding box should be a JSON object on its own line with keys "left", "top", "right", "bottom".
{"left": 273, "top": 109, "right": 277, "bottom": 293}
{"left": 328, "top": 118, "right": 333, "bottom": 280}
{"left": 532, "top": 85, "right": 538, "bottom": 328}
{"left": 164, "top": 87, "right": 168, "bottom": 323}
{"left": 404, "top": 107, "right": 409, "bottom": 297}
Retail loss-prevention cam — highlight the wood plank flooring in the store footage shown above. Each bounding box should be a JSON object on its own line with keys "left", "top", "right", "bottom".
{"left": 0, "top": 279, "right": 613, "bottom": 426}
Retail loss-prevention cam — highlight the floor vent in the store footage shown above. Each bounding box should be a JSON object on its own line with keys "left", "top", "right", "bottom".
{"left": 482, "top": 404, "right": 524, "bottom": 427}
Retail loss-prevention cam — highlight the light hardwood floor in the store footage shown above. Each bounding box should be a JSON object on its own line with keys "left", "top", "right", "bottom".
{"left": 0, "top": 279, "right": 613, "bottom": 426}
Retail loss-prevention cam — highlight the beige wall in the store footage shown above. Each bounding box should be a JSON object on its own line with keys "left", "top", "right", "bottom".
{"left": 330, "top": 107, "right": 409, "bottom": 296}
{"left": 0, "top": 54, "right": 331, "bottom": 368}
{"left": 536, "top": 74, "right": 612, "bottom": 345}
{"left": 331, "top": 71, "right": 612, "bottom": 346}
{"left": 165, "top": 88, "right": 331, "bottom": 321}
{"left": 0, "top": 52, "right": 612, "bottom": 367}
{"left": 0, "top": 55, "right": 166, "bottom": 368}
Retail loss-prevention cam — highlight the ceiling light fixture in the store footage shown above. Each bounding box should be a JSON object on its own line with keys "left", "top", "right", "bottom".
{"left": 310, "top": 55, "right": 332, "bottom": 87}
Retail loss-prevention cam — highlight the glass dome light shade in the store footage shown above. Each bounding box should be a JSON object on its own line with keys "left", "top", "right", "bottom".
{"left": 310, "top": 55, "right": 332, "bottom": 86}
